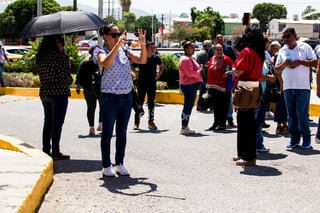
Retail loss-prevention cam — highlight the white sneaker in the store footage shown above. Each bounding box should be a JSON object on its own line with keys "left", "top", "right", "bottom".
{"left": 180, "top": 127, "right": 196, "bottom": 135}
{"left": 115, "top": 164, "right": 130, "bottom": 176}
{"left": 266, "top": 111, "right": 274, "bottom": 118}
{"left": 102, "top": 166, "right": 115, "bottom": 177}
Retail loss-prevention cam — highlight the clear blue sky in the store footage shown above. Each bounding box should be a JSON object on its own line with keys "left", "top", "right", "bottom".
{"left": 59, "top": 0, "right": 320, "bottom": 19}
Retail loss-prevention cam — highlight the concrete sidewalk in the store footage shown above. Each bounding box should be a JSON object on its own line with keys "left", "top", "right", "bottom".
{"left": 0, "top": 135, "right": 53, "bottom": 213}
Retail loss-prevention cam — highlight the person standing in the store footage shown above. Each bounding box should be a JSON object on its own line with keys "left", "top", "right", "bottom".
{"left": 133, "top": 42, "right": 164, "bottom": 130}
{"left": 36, "top": 35, "right": 73, "bottom": 160}
{"left": 232, "top": 26, "right": 265, "bottom": 166}
{"left": 0, "top": 41, "right": 11, "bottom": 87}
{"left": 207, "top": 43, "right": 233, "bottom": 130}
{"left": 316, "top": 59, "right": 320, "bottom": 143}
{"left": 275, "top": 27, "right": 317, "bottom": 149}
{"left": 179, "top": 40, "right": 203, "bottom": 135}
{"left": 75, "top": 46, "right": 102, "bottom": 135}
{"left": 208, "top": 34, "right": 237, "bottom": 125}
{"left": 196, "top": 40, "right": 212, "bottom": 111}
{"left": 94, "top": 24, "right": 147, "bottom": 177}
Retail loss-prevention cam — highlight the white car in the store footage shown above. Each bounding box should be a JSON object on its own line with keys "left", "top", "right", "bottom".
{"left": 88, "top": 36, "right": 98, "bottom": 47}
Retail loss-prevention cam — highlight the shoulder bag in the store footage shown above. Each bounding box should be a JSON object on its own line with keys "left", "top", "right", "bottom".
{"left": 232, "top": 55, "right": 261, "bottom": 109}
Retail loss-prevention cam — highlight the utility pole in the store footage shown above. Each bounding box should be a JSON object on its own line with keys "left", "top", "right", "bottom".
{"left": 98, "top": 0, "right": 103, "bottom": 18}
{"left": 73, "top": 0, "right": 77, "bottom": 11}
{"left": 37, "top": 0, "right": 42, "bottom": 17}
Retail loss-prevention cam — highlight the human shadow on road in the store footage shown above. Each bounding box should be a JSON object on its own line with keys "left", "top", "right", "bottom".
{"left": 130, "top": 129, "right": 169, "bottom": 134}
{"left": 180, "top": 133, "right": 209, "bottom": 137}
{"left": 78, "top": 134, "right": 102, "bottom": 138}
{"left": 240, "top": 165, "right": 282, "bottom": 176}
{"left": 204, "top": 129, "right": 237, "bottom": 134}
{"left": 53, "top": 159, "right": 101, "bottom": 174}
{"left": 257, "top": 153, "right": 287, "bottom": 161}
{"left": 286, "top": 147, "right": 320, "bottom": 156}
{"left": 100, "top": 176, "right": 157, "bottom": 196}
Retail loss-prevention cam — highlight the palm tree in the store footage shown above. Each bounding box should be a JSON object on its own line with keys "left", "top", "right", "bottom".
{"left": 120, "top": 0, "right": 131, "bottom": 19}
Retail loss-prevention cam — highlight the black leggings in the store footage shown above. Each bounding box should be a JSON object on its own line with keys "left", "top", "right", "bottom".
{"left": 134, "top": 83, "right": 156, "bottom": 123}
{"left": 84, "top": 90, "right": 101, "bottom": 127}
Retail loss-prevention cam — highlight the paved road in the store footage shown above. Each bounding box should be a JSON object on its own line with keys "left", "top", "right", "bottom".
{"left": 1, "top": 95, "right": 320, "bottom": 212}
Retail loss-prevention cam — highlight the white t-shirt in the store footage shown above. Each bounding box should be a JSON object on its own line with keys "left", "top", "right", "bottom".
{"left": 0, "top": 48, "right": 5, "bottom": 64}
{"left": 276, "top": 42, "right": 317, "bottom": 90}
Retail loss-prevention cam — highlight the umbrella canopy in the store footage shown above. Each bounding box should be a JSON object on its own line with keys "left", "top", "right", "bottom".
{"left": 21, "top": 11, "right": 105, "bottom": 38}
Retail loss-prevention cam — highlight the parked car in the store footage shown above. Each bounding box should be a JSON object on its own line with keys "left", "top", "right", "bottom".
{"left": 3, "top": 46, "right": 29, "bottom": 62}
{"left": 88, "top": 36, "right": 98, "bottom": 47}
{"left": 303, "top": 39, "right": 320, "bottom": 50}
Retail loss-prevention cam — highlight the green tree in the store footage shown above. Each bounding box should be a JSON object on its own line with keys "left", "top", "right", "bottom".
{"left": 135, "top": 15, "right": 162, "bottom": 41}
{"left": 252, "top": 3, "right": 287, "bottom": 33}
{"left": 0, "top": 0, "right": 62, "bottom": 39}
{"left": 123, "top": 12, "right": 136, "bottom": 32}
{"left": 191, "top": 7, "right": 224, "bottom": 41}
{"left": 302, "top": 5, "right": 319, "bottom": 20}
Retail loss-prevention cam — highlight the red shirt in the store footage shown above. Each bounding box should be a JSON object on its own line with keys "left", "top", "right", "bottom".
{"left": 207, "top": 55, "right": 233, "bottom": 91}
{"left": 235, "top": 47, "right": 263, "bottom": 81}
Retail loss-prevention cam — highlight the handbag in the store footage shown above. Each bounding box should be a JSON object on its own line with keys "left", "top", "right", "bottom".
{"left": 92, "top": 68, "right": 104, "bottom": 98}
{"left": 232, "top": 55, "right": 261, "bottom": 109}
{"left": 263, "top": 64, "right": 281, "bottom": 102}
{"left": 264, "top": 82, "right": 281, "bottom": 102}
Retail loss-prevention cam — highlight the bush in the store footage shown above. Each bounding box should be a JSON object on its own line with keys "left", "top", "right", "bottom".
{"left": 4, "top": 36, "right": 85, "bottom": 74}
{"left": 3, "top": 72, "right": 77, "bottom": 88}
{"left": 159, "top": 54, "right": 179, "bottom": 89}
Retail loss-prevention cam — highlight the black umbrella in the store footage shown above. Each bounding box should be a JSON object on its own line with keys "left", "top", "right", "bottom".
{"left": 21, "top": 11, "right": 105, "bottom": 38}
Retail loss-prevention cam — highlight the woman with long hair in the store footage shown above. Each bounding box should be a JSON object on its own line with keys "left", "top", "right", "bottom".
{"left": 232, "top": 26, "right": 265, "bottom": 166}
{"left": 36, "top": 35, "right": 73, "bottom": 160}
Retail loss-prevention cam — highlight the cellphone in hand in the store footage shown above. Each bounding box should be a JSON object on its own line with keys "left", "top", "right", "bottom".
{"left": 126, "top": 32, "right": 139, "bottom": 41}
{"left": 242, "top": 12, "right": 250, "bottom": 25}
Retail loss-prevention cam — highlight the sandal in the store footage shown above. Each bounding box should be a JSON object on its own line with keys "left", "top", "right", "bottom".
{"left": 281, "top": 126, "right": 289, "bottom": 135}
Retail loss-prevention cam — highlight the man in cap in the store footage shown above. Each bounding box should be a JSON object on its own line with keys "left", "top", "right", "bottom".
{"left": 275, "top": 27, "right": 317, "bottom": 149}
{"left": 196, "top": 40, "right": 212, "bottom": 111}
{"left": 0, "top": 41, "right": 11, "bottom": 87}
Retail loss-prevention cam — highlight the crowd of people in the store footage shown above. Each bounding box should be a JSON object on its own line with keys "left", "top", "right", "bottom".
{"left": 35, "top": 23, "right": 320, "bottom": 174}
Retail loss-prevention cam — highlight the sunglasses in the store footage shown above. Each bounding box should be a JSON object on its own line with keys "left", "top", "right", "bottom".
{"left": 107, "top": 33, "right": 121, "bottom": 38}
{"left": 282, "top": 34, "right": 291, "bottom": 39}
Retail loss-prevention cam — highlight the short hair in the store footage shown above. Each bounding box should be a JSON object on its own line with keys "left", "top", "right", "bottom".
{"left": 146, "top": 42, "right": 155, "bottom": 48}
{"left": 282, "top": 27, "right": 296, "bottom": 35}
{"left": 181, "top": 40, "right": 193, "bottom": 49}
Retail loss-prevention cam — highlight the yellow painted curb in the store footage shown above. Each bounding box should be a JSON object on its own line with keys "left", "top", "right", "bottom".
{"left": 0, "top": 134, "right": 53, "bottom": 213}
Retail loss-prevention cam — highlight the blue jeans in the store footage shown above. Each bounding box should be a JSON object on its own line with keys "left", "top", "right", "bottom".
{"left": 255, "top": 99, "right": 267, "bottom": 149}
{"left": 180, "top": 82, "right": 200, "bottom": 127}
{"left": 99, "top": 92, "right": 132, "bottom": 168}
{"left": 227, "top": 93, "right": 233, "bottom": 121}
{"left": 40, "top": 95, "right": 68, "bottom": 155}
{"left": 197, "top": 80, "right": 206, "bottom": 108}
{"left": 0, "top": 63, "right": 5, "bottom": 86}
{"left": 283, "top": 89, "right": 311, "bottom": 145}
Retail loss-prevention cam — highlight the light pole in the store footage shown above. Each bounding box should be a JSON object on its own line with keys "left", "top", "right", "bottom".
{"left": 37, "top": 0, "right": 42, "bottom": 17}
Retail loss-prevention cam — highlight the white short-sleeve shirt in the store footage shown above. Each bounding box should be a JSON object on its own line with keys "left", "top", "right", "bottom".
{"left": 276, "top": 42, "right": 317, "bottom": 90}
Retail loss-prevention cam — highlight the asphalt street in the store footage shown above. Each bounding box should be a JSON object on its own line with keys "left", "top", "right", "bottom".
{"left": 1, "top": 95, "right": 320, "bottom": 212}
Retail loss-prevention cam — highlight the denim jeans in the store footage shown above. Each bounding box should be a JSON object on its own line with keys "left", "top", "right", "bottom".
{"left": 227, "top": 93, "right": 233, "bottom": 121}
{"left": 0, "top": 63, "right": 5, "bottom": 86}
{"left": 40, "top": 95, "right": 68, "bottom": 155}
{"left": 197, "top": 80, "right": 207, "bottom": 108}
{"left": 274, "top": 93, "right": 287, "bottom": 123}
{"left": 180, "top": 82, "right": 200, "bottom": 127}
{"left": 283, "top": 89, "right": 311, "bottom": 145}
{"left": 255, "top": 99, "right": 268, "bottom": 149}
{"left": 99, "top": 92, "right": 132, "bottom": 168}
